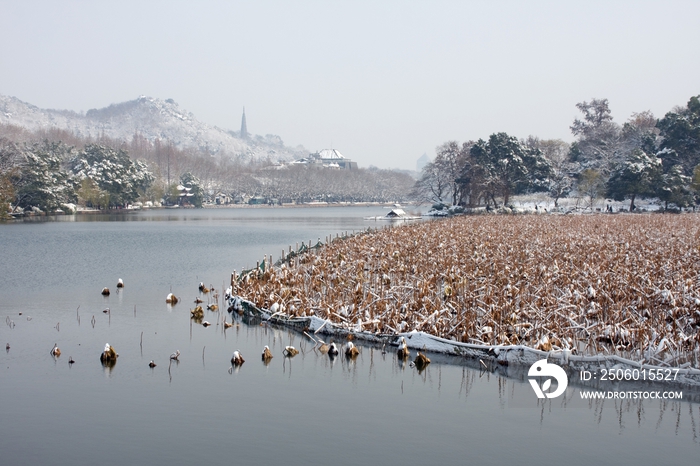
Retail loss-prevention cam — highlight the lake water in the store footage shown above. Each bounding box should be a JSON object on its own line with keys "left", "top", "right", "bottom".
{"left": 1, "top": 206, "right": 699, "bottom": 466}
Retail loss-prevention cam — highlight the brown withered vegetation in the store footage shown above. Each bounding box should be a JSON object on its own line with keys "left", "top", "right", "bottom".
{"left": 414, "top": 352, "right": 431, "bottom": 370}
{"left": 235, "top": 214, "right": 700, "bottom": 367}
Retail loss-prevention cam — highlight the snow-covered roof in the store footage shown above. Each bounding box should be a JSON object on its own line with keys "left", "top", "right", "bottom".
{"left": 317, "top": 149, "right": 345, "bottom": 160}
{"left": 386, "top": 209, "right": 407, "bottom": 217}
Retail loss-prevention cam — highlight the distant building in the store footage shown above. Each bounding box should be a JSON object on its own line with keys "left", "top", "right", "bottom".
{"left": 248, "top": 196, "right": 267, "bottom": 205}
{"left": 291, "top": 149, "right": 357, "bottom": 169}
{"left": 240, "top": 107, "right": 248, "bottom": 139}
{"left": 176, "top": 185, "right": 194, "bottom": 206}
{"left": 214, "top": 192, "right": 231, "bottom": 205}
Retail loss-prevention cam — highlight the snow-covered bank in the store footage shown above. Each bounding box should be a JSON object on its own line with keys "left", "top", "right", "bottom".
{"left": 230, "top": 296, "right": 700, "bottom": 391}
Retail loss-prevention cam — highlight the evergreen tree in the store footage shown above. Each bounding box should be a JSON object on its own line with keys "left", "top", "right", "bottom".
{"left": 0, "top": 138, "right": 22, "bottom": 217}
{"left": 691, "top": 164, "right": 700, "bottom": 206}
{"left": 657, "top": 95, "right": 700, "bottom": 176}
{"left": 657, "top": 164, "right": 692, "bottom": 210}
{"left": 179, "top": 172, "right": 204, "bottom": 207}
{"left": 69, "top": 144, "right": 153, "bottom": 207}
{"left": 606, "top": 149, "right": 662, "bottom": 211}
{"left": 13, "top": 141, "right": 76, "bottom": 212}
{"left": 469, "top": 132, "right": 551, "bottom": 206}
{"left": 76, "top": 177, "right": 110, "bottom": 209}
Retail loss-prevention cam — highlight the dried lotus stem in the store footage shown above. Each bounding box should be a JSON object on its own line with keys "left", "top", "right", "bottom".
{"left": 240, "top": 214, "right": 700, "bottom": 367}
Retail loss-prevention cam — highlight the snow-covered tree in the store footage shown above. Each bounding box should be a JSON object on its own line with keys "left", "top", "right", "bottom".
{"left": 657, "top": 95, "right": 700, "bottom": 176}
{"left": 606, "top": 149, "right": 662, "bottom": 211}
{"left": 691, "top": 164, "right": 700, "bottom": 205}
{"left": 12, "top": 141, "right": 76, "bottom": 212}
{"left": 470, "top": 132, "right": 551, "bottom": 206}
{"left": 0, "top": 138, "right": 22, "bottom": 217}
{"left": 621, "top": 111, "right": 659, "bottom": 156}
{"left": 526, "top": 137, "right": 574, "bottom": 208}
{"left": 179, "top": 172, "right": 204, "bottom": 207}
{"left": 570, "top": 98, "right": 622, "bottom": 175}
{"left": 77, "top": 177, "right": 110, "bottom": 209}
{"left": 656, "top": 164, "right": 692, "bottom": 210}
{"left": 69, "top": 145, "right": 153, "bottom": 207}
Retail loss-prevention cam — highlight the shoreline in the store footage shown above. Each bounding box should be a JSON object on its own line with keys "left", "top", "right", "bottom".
{"left": 6, "top": 201, "right": 414, "bottom": 219}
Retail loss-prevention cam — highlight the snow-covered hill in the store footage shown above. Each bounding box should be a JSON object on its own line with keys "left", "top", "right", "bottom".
{"left": 0, "top": 94, "right": 305, "bottom": 162}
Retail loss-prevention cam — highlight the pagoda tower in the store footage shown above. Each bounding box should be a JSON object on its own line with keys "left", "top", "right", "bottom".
{"left": 240, "top": 107, "right": 248, "bottom": 139}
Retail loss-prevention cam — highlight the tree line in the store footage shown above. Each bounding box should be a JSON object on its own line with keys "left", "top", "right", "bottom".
{"left": 0, "top": 139, "right": 156, "bottom": 214}
{"left": 0, "top": 123, "right": 415, "bottom": 217}
{"left": 414, "top": 95, "right": 700, "bottom": 211}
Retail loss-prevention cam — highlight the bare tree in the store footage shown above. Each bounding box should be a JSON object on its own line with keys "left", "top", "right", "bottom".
{"left": 570, "top": 98, "right": 623, "bottom": 175}
{"left": 411, "top": 160, "right": 451, "bottom": 204}
{"left": 526, "top": 137, "right": 574, "bottom": 208}
{"left": 577, "top": 169, "right": 606, "bottom": 211}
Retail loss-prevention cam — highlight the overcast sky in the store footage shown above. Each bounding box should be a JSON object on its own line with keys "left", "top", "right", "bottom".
{"left": 2, "top": 1, "right": 699, "bottom": 170}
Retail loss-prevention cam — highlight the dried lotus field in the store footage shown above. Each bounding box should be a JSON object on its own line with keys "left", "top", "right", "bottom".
{"left": 235, "top": 214, "right": 700, "bottom": 368}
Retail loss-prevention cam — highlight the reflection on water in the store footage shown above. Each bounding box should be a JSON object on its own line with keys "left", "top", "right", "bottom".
{"left": 1, "top": 207, "right": 699, "bottom": 466}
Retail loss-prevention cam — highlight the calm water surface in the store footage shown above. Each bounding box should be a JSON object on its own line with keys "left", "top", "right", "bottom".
{"left": 1, "top": 206, "right": 698, "bottom": 466}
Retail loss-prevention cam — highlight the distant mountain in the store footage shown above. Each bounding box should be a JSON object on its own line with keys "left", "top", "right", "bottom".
{"left": 416, "top": 152, "right": 430, "bottom": 172}
{"left": 0, "top": 94, "right": 306, "bottom": 162}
